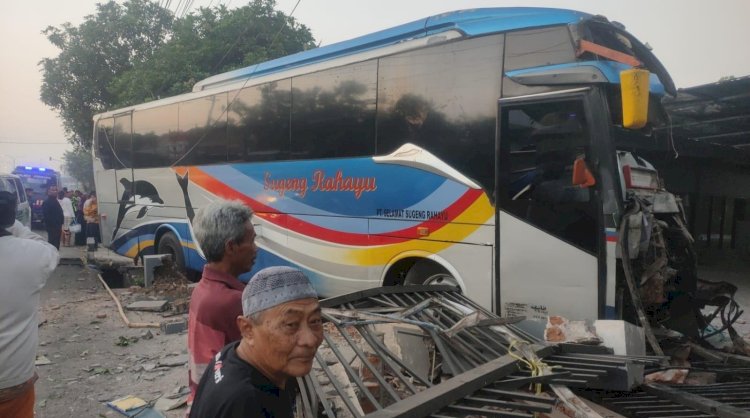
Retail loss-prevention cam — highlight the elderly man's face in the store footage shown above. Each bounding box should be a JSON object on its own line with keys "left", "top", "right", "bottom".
{"left": 226, "top": 222, "right": 257, "bottom": 276}
{"left": 242, "top": 298, "right": 323, "bottom": 382}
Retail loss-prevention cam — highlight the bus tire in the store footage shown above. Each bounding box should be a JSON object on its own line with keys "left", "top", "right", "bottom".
{"left": 157, "top": 232, "right": 186, "bottom": 273}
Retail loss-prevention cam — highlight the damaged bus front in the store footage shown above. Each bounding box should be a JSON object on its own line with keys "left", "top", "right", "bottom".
{"left": 495, "top": 15, "right": 689, "bottom": 327}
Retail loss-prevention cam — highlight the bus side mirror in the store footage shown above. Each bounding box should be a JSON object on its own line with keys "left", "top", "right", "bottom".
{"left": 572, "top": 157, "right": 596, "bottom": 188}
{"left": 620, "top": 68, "right": 650, "bottom": 129}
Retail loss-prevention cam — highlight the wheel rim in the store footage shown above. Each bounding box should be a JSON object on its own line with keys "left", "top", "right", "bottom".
{"left": 422, "top": 273, "right": 460, "bottom": 289}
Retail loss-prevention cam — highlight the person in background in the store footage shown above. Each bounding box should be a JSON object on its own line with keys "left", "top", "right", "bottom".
{"left": 83, "top": 191, "right": 100, "bottom": 244}
{"left": 0, "top": 191, "right": 59, "bottom": 418}
{"left": 42, "top": 185, "right": 64, "bottom": 249}
{"left": 58, "top": 190, "right": 75, "bottom": 247}
{"left": 75, "top": 191, "right": 87, "bottom": 246}
{"left": 189, "top": 267, "right": 323, "bottom": 418}
{"left": 187, "top": 200, "right": 258, "bottom": 409}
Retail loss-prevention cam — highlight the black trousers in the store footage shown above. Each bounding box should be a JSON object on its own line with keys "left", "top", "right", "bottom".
{"left": 86, "top": 223, "right": 101, "bottom": 244}
{"left": 47, "top": 226, "right": 62, "bottom": 250}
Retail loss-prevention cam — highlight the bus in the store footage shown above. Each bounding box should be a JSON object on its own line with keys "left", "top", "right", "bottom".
{"left": 93, "top": 8, "right": 678, "bottom": 321}
{"left": 12, "top": 166, "right": 60, "bottom": 228}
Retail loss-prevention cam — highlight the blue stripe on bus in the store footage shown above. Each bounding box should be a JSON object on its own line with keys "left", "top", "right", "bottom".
{"left": 197, "top": 8, "right": 589, "bottom": 88}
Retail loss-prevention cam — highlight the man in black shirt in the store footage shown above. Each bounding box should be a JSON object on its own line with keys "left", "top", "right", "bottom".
{"left": 189, "top": 267, "right": 324, "bottom": 418}
{"left": 41, "top": 185, "right": 63, "bottom": 249}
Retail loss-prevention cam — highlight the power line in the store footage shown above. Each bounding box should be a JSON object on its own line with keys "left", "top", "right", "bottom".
{"left": 171, "top": 0, "right": 304, "bottom": 167}
{"left": 0, "top": 141, "right": 69, "bottom": 145}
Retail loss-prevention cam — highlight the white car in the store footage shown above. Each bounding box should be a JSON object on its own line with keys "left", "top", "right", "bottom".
{"left": 0, "top": 174, "right": 31, "bottom": 227}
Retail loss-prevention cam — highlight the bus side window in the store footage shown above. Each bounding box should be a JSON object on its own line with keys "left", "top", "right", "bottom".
{"left": 96, "top": 118, "right": 116, "bottom": 170}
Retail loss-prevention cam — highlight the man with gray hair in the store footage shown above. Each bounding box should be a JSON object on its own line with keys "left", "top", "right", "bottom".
{"left": 189, "top": 266, "right": 323, "bottom": 418}
{"left": 187, "top": 199, "right": 258, "bottom": 406}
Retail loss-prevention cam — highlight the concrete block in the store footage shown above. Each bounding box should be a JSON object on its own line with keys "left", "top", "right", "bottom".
{"left": 160, "top": 318, "right": 187, "bottom": 335}
{"left": 126, "top": 300, "right": 169, "bottom": 312}
{"left": 143, "top": 254, "right": 168, "bottom": 287}
{"left": 374, "top": 323, "right": 430, "bottom": 380}
{"left": 594, "top": 320, "right": 645, "bottom": 356}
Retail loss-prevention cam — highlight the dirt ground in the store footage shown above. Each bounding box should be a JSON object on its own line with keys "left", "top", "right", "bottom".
{"left": 35, "top": 263, "right": 189, "bottom": 418}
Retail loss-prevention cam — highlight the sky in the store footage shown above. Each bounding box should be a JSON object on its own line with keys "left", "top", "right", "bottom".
{"left": 1, "top": 0, "right": 748, "bottom": 173}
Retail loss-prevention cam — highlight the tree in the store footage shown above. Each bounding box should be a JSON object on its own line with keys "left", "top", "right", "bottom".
{"left": 62, "top": 148, "right": 95, "bottom": 191}
{"left": 40, "top": 0, "right": 315, "bottom": 150}
{"left": 110, "top": 0, "right": 315, "bottom": 107}
{"left": 40, "top": 0, "right": 173, "bottom": 150}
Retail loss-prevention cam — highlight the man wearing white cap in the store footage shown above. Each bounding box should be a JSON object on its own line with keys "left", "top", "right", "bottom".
{"left": 189, "top": 266, "right": 323, "bottom": 418}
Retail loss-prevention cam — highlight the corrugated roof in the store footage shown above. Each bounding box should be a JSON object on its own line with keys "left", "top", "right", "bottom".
{"left": 663, "top": 75, "right": 750, "bottom": 150}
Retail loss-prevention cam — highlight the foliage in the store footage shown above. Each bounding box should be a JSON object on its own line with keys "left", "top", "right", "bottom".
{"left": 62, "top": 148, "right": 95, "bottom": 191}
{"left": 40, "top": 0, "right": 315, "bottom": 150}
{"left": 111, "top": 0, "right": 315, "bottom": 107}
{"left": 40, "top": 0, "right": 174, "bottom": 149}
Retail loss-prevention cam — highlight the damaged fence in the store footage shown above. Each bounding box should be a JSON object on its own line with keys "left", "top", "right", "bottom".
{"left": 296, "top": 285, "right": 665, "bottom": 418}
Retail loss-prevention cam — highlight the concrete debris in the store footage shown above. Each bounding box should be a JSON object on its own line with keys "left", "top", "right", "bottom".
{"left": 35, "top": 355, "right": 53, "bottom": 366}
{"left": 125, "top": 300, "right": 169, "bottom": 312}
{"left": 140, "top": 330, "right": 154, "bottom": 340}
{"left": 644, "top": 368, "right": 688, "bottom": 384}
{"left": 157, "top": 354, "right": 188, "bottom": 367}
{"left": 153, "top": 394, "right": 187, "bottom": 412}
{"left": 684, "top": 371, "right": 717, "bottom": 385}
{"left": 160, "top": 318, "right": 187, "bottom": 335}
{"left": 96, "top": 312, "right": 108, "bottom": 319}
{"left": 545, "top": 316, "right": 601, "bottom": 344}
{"left": 594, "top": 320, "right": 645, "bottom": 356}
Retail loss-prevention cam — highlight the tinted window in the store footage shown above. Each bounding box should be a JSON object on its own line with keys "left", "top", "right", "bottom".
{"left": 132, "top": 104, "right": 177, "bottom": 168}
{"left": 177, "top": 93, "right": 228, "bottom": 166}
{"left": 498, "top": 99, "right": 597, "bottom": 253}
{"left": 113, "top": 114, "right": 132, "bottom": 169}
{"left": 504, "top": 26, "right": 576, "bottom": 71}
{"left": 95, "top": 118, "right": 116, "bottom": 169}
{"left": 291, "top": 61, "right": 377, "bottom": 159}
{"left": 377, "top": 35, "right": 503, "bottom": 191}
{"left": 0, "top": 177, "right": 18, "bottom": 197}
{"left": 228, "top": 79, "right": 291, "bottom": 162}
{"left": 14, "top": 179, "right": 26, "bottom": 203}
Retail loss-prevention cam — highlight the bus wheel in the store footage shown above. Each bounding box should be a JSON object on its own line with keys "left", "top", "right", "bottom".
{"left": 157, "top": 232, "right": 186, "bottom": 273}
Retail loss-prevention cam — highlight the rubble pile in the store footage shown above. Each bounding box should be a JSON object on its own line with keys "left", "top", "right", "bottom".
{"left": 297, "top": 285, "right": 750, "bottom": 418}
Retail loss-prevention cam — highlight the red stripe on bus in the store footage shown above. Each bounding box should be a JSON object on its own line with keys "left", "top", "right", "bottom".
{"left": 178, "top": 166, "right": 484, "bottom": 246}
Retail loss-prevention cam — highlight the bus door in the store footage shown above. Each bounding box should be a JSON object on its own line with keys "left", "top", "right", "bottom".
{"left": 496, "top": 89, "right": 603, "bottom": 321}
{"left": 109, "top": 112, "right": 135, "bottom": 245}
{"left": 94, "top": 117, "right": 117, "bottom": 244}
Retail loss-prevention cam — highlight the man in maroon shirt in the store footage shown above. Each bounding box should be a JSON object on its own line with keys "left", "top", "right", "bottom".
{"left": 187, "top": 200, "right": 258, "bottom": 406}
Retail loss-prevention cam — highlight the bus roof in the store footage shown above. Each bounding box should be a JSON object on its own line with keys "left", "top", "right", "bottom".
{"left": 193, "top": 7, "right": 589, "bottom": 92}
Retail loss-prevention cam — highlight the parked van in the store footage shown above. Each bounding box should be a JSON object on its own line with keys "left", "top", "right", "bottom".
{"left": 0, "top": 173, "right": 31, "bottom": 227}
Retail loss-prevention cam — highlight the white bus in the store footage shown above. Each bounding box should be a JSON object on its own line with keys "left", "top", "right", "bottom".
{"left": 93, "top": 8, "right": 680, "bottom": 321}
